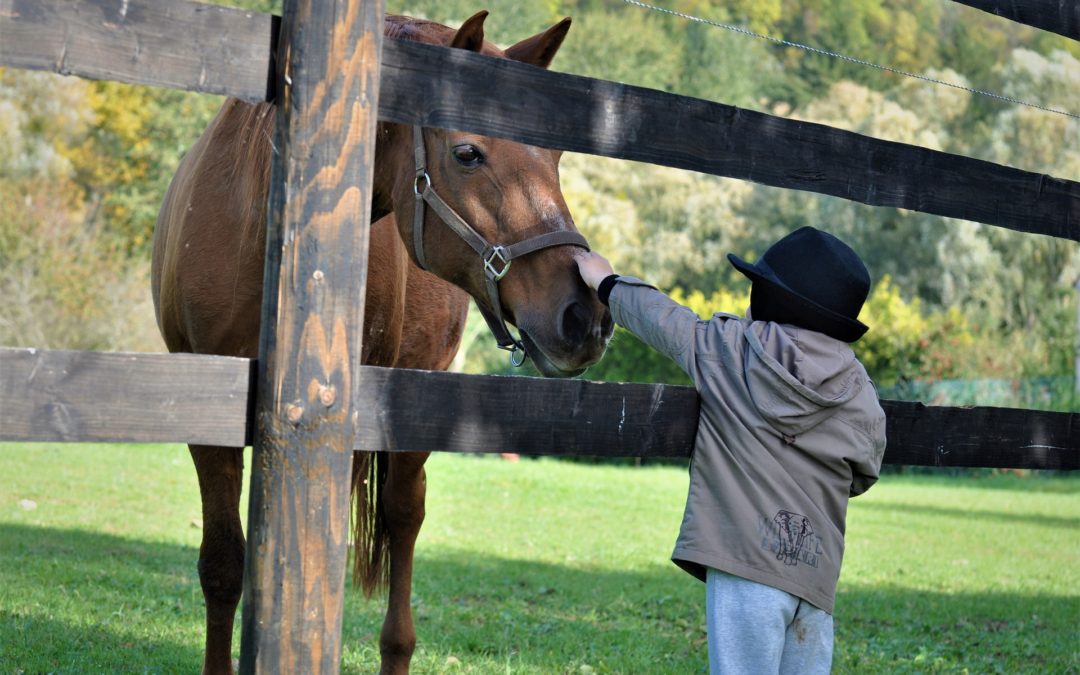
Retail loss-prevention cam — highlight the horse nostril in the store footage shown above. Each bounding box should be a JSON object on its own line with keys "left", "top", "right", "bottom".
{"left": 560, "top": 301, "right": 592, "bottom": 346}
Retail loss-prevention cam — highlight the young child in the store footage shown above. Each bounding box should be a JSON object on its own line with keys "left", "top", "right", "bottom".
{"left": 576, "top": 226, "right": 887, "bottom": 674}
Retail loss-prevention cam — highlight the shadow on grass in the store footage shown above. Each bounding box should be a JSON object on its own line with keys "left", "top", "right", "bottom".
{"left": 0, "top": 522, "right": 205, "bottom": 673}
{"left": 1, "top": 523, "right": 1076, "bottom": 673}
{"left": 346, "top": 549, "right": 1079, "bottom": 673}
{"left": 877, "top": 471, "right": 1080, "bottom": 494}
{"left": 834, "top": 583, "right": 1080, "bottom": 673}
{"left": 343, "top": 548, "right": 707, "bottom": 673}
{"left": 855, "top": 500, "right": 1080, "bottom": 529}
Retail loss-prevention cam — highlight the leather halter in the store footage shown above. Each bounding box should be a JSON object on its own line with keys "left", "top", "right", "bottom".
{"left": 412, "top": 126, "right": 590, "bottom": 366}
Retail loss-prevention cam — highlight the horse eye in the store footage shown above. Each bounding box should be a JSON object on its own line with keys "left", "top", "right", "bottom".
{"left": 452, "top": 144, "right": 484, "bottom": 168}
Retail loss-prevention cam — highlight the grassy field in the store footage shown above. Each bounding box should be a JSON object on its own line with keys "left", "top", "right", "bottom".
{"left": 0, "top": 443, "right": 1076, "bottom": 674}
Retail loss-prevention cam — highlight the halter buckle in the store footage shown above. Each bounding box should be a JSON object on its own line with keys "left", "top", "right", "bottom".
{"left": 484, "top": 246, "right": 512, "bottom": 281}
{"left": 413, "top": 172, "right": 430, "bottom": 196}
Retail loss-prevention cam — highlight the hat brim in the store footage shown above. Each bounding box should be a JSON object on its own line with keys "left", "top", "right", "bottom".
{"left": 728, "top": 253, "right": 868, "bottom": 342}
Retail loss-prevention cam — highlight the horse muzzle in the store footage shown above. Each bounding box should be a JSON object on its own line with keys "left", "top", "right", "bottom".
{"left": 518, "top": 299, "right": 613, "bottom": 378}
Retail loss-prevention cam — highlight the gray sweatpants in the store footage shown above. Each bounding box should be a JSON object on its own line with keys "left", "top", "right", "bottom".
{"left": 706, "top": 568, "right": 834, "bottom": 674}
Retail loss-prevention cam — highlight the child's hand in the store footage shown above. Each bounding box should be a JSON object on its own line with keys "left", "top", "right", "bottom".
{"left": 575, "top": 251, "right": 615, "bottom": 290}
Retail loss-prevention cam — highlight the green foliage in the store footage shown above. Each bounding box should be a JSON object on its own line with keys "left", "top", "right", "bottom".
{"left": 0, "top": 70, "right": 163, "bottom": 351}
{"left": 854, "top": 276, "right": 975, "bottom": 387}
{"left": 578, "top": 275, "right": 1048, "bottom": 392}
{"left": 449, "top": 302, "right": 520, "bottom": 376}
{"left": 390, "top": 1, "right": 560, "bottom": 36}
{"left": 0, "top": 69, "right": 91, "bottom": 178}
{"left": 3, "top": 0, "right": 1076, "bottom": 395}
{"left": 563, "top": 154, "right": 754, "bottom": 294}
{"left": 62, "top": 82, "right": 221, "bottom": 255}
{"left": 0, "top": 175, "right": 163, "bottom": 352}
{"left": 585, "top": 328, "right": 692, "bottom": 386}
{"left": 584, "top": 286, "right": 747, "bottom": 385}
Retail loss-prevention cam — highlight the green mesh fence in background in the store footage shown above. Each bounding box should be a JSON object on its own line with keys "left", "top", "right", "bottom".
{"left": 879, "top": 376, "right": 1078, "bottom": 413}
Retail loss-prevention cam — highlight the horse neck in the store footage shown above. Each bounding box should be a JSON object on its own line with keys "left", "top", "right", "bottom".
{"left": 370, "top": 120, "right": 413, "bottom": 223}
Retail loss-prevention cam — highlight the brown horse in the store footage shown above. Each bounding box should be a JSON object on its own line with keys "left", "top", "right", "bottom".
{"left": 151, "top": 11, "right": 611, "bottom": 675}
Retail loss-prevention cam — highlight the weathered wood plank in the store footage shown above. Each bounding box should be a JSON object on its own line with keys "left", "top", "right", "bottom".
{"left": 237, "top": 0, "right": 383, "bottom": 671}
{"left": 357, "top": 368, "right": 1078, "bottom": 471}
{"left": 881, "top": 400, "right": 1078, "bottom": 470}
{"left": 951, "top": 0, "right": 1080, "bottom": 41}
{"left": 2, "top": 1, "right": 1076, "bottom": 239}
{"left": 1, "top": 349, "right": 1075, "bottom": 470}
{"left": 0, "top": 347, "right": 252, "bottom": 446}
{"left": 353, "top": 367, "right": 701, "bottom": 458}
{"left": 0, "top": 0, "right": 274, "bottom": 101}
{"left": 378, "top": 38, "right": 1080, "bottom": 242}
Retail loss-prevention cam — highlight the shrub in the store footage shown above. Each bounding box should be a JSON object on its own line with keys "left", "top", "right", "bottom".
{"left": 0, "top": 176, "right": 162, "bottom": 352}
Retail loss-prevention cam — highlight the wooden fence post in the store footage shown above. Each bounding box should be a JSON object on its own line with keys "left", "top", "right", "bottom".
{"left": 1075, "top": 277, "right": 1079, "bottom": 396}
{"left": 238, "top": 0, "right": 383, "bottom": 671}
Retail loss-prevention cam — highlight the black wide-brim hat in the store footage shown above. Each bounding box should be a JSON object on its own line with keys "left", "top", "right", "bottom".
{"left": 728, "top": 226, "right": 871, "bottom": 342}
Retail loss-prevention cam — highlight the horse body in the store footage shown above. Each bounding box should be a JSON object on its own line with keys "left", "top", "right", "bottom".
{"left": 151, "top": 11, "right": 608, "bottom": 674}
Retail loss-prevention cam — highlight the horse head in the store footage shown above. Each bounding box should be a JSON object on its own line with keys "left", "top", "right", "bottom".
{"left": 374, "top": 11, "right": 613, "bottom": 377}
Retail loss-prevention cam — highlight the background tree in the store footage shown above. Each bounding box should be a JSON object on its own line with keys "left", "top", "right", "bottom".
{"left": 2, "top": 0, "right": 1076, "bottom": 408}
{"left": 0, "top": 70, "right": 163, "bottom": 351}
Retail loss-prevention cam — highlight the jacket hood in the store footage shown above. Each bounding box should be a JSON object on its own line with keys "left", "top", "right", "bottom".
{"left": 742, "top": 320, "right": 866, "bottom": 437}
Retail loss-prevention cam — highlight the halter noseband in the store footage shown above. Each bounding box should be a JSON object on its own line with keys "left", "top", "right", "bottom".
{"left": 412, "top": 126, "right": 589, "bottom": 367}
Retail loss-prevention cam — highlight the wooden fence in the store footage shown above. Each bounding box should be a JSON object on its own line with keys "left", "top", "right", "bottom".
{"left": 1, "top": 0, "right": 1077, "bottom": 671}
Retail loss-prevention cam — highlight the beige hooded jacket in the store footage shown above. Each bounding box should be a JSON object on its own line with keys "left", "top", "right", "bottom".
{"left": 608, "top": 278, "right": 887, "bottom": 613}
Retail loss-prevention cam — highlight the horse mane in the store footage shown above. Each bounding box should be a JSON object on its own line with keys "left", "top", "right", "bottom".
{"left": 217, "top": 99, "right": 275, "bottom": 248}
{"left": 226, "top": 14, "right": 484, "bottom": 238}
{"left": 386, "top": 14, "right": 460, "bottom": 46}
{"left": 385, "top": 15, "right": 450, "bottom": 43}
{"left": 386, "top": 13, "right": 503, "bottom": 54}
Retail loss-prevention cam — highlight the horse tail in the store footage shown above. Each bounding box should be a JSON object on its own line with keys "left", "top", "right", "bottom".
{"left": 351, "top": 450, "right": 390, "bottom": 597}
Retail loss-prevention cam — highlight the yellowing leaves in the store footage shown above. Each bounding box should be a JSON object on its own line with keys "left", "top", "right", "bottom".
{"left": 669, "top": 286, "right": 749, "bottom": 318}
{"left": 854, "top": 275, "right": 980, "bottom": 385}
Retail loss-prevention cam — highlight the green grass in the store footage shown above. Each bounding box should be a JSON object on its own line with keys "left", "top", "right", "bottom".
{"left": 0, "top": 444, "right": 1077, "bottom": 673}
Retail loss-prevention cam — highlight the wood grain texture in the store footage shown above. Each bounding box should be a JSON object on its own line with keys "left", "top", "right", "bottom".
{"left": 359, "top": 369, "right": 1076, "bottom": 470}
{"left": 0, "top": 347, "right": 252, "bottom": 446}
{"left": 950, "top": 0, "right": 1079, "bottom": 41}
{"left": 0, "top": 0, "right": 274, "bottom": 101}
{"left": 881, "top": 400, "right": 1078, "bottom": 470}
{"left": 1, "top": 350, "right": 1075, "bottom": 470}
{"left": 377, "top": 38, "right": 1080, "bottom": 242}
{"left": 354, "top": 367, "right": 701, "bottom": 458}
{"left": 2, "top": 1, "right": 1076, "bottom": 238}
{"left": 236, "top": 0, "right": 383, "bottom": 671}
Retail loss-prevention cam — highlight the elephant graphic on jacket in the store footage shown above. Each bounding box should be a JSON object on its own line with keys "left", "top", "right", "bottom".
{"left": 773, "top": 510, "right": 814, "bottom": 566}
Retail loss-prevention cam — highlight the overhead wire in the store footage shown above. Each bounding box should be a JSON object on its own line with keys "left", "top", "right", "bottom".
{"left": 622, "top": 0, "right": 1079, "bottom": 121}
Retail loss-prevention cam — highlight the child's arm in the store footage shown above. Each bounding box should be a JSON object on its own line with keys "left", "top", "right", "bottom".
{"left": 576, "top": 252, "right": 702, "bottom": 377}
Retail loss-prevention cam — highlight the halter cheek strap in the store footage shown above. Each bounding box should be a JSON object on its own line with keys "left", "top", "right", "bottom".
{"left": 412, "top": 125, "right": 590, "bottom": 366}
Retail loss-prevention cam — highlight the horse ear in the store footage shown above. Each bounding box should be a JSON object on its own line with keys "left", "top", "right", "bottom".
{"left": 505, "top": 17, "right": 571, "bottom": 69}
{"left": 450, "top": 10, "right": 488, "bottom": 52}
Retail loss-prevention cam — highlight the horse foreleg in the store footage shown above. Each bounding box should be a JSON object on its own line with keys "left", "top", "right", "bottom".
{"left": 189, "top": 445, "right": 246, "bottom": 675}
{"left": 378, "top": 451, "right": 431, "bottom": 675}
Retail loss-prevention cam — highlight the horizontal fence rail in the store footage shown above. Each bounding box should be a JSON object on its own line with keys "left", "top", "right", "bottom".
{"left": 0, "top": 348, "right": 254, "bottom": 446}
{"left": 0, "top": 0, "right": 276, "bottom": 100}
{"left": 3, "top": 0, "right": 1078, "bottom": 242}
{"left": 354, "top": 365, "right": 700, "bottom": 458}
{"left": 951, "top": 0, "right": 1079, "bottom": 41}
{"left": 375, "top": 40, "right": 1080, "bottom": 242}
{"left": 2, "top": 348, "right": 1076, "bottom": 470}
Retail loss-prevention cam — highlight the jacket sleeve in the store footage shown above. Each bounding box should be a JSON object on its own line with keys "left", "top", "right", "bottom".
{"left": 607, "top": 277, "right": 702, "bottom": 378}
{"left": 849, "top": 398, "right": 888, "bottom": 497}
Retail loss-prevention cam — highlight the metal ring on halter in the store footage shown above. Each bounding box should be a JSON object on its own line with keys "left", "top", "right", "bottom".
{"left": 483, "top": 246, "right": 512, "bottom": 281}
{"left": 413, "top": 172, "right": 430, "bottom": 196}
{"left": 497, "top": 335, "right": 526, "bottom": 362}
